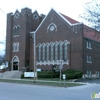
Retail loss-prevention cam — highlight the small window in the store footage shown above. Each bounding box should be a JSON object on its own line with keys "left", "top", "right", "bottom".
{"left": 14, "top": 13, "right": 20, "bottom": 18}
{"left": 87, "top": 55, "right": 92, "bottom": 63}
{"left": 86, "top": 41, "right": 92, "bottom": 49}
{"left": 13, "top": 25, "right": 20, "bottom": 37}
{"left": 33, "top": 14, "right": 39, "bottom": 19}
{"left": 13, "top": 42, "right": 19, "bottom": 52}
{"left": 49, "top": 25, "right": 55, "bottom": 31}
{"left": 47, "top": 23, "right": 57, "bottom": 33}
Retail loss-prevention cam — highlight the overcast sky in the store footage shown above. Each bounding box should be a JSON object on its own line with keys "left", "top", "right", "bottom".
{"left": 0, "top": 0, "right": 90, "bottom": 54}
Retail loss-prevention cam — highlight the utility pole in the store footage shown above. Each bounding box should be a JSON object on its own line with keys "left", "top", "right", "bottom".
{"left": 59, "top": 60, "right": 63, "bottom": 85}
{"left": 30, "top": 32, "right": 36, "bottom": 83}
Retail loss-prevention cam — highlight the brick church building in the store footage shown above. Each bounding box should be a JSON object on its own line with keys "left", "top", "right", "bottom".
{"left": 5, "top": 7, "right": 100, "bottom": 76}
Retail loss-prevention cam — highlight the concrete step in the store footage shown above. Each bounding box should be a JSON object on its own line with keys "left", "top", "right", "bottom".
{"left": 0, "top": 71, "right": 22, "bottom": 79}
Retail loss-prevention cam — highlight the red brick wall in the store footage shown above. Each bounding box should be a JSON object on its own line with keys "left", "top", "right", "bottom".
{"left": 35, "top": 10, "right": 83, "bottom": 71}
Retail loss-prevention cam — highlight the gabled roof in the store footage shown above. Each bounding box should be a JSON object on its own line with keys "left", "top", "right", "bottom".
{"left": 30, "top": 8, "right": 100, "bottom": 43}
{"left": 60, "top": 13, "right": 79, "bottom": 24}
{"left": 31, "top": 8, "right": 82, "bottom": 34}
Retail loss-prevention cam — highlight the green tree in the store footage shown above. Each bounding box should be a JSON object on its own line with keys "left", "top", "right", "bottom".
{"left": 80, "top": 0, "right": 100, "bottom": 31}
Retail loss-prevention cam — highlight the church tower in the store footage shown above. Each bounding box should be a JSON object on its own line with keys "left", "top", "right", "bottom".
{"left": 5, "top": 8, "right": 44, "bottom": 71}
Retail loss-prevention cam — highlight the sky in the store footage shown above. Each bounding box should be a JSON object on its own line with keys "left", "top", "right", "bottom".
{"left": 0, "top": 0, "right": 90, "bottom": 55}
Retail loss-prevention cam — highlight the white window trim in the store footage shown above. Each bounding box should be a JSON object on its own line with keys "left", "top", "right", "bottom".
{"left": 13, "top": 35, "right": 19, "bottom": 37}
{"left": 47, "top": 23, "right": 57, "bottom": 33}
{"left": 13, "top": 25, "right": 20, "bottom": 37}
{"left": 46, "top": 43, "right": 50, "bottom": 61}
{"left": 50, "top": 43, "right": 54, "bottom": 61}
{"left": 42, "top": 44, "right": 45, "bottom": 61}
{"left": 55, "top": 42, "right": 58, "bottom": 61}
{"left": 87, "top": 55, "right": 92, "bottom": 63}
{"left": 59, "top": 41, "right": 63, "bottom": 60}
{"left": 86, "top": 41, "right": 92, "bottom": 49}
{"left": 13, "top": 42, "right": 19, "bottom": 52}
{"left": 64, "top": 41, "right": 67, "bottom": 61}
{"left": 14, "top": 13, "right": 20, "bottom": 18}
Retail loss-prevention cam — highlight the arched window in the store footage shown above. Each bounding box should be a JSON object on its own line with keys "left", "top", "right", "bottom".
{"left": 16, "top": 42, "right": 19, "bottom": 51}
{"left": 38, "top": 44, "right": 42, "bottom": 62}
{"left": 13, "top": 42, "right": 19, "bottom": 52}
{"left": 42, "top": 44, "right": 45, "bottom": 61}
{"left": 47, "top": 23, "right": 57, "bottom": 33}
{"left": 17, "top": 25, "right": 20, "bottom": 35}
{"left": 13, "top": 43, "right": 16, "bottom": 52}
{"left": 14, "top": 13, "right": 20, "bottom": 19}
{"left": 13, "top": 25, "right": 20, "bottom": 36}
{"left": 46, "top": 43, "right": 49, "bottom": 61}
{"left": 59, "top": 42, "right": 63, "bottom": 60}
{"left": 55, "top": 42, "right": 58, "bottom": 61}
{"left": 50, "top": 43, "right": 54, "bottom": 61}
{"left": 64, "top": 41, "right": 67, "bottom": 61}
{"left": 15, "top": 43, "right": 17, "bottom": 51}
{"left": 13, "top": 26, "right": 17, "bottom": 36}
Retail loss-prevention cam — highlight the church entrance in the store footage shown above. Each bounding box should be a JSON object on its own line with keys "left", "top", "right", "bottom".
{"left": 13, "top": 62, "right": 18, "bottom": 70}
{"left": 12, "top": 56, "right": 19, "bottom": 71}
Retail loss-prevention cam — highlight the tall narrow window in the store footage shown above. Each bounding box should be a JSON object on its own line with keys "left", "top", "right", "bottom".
{"left": 13, "top": 25, "right": 20, "bottom": 36}
{"left": 50, "top": 43, "right": 54, "bottom": 61}
{"left": 42, "top": 44, "right": 45, "bottom": 61}
{"left": 59, "top": 42, "right": 63, "bottom": 60}
{"left": 86, "top": 41, "right": 92, "bottom": 49}
{"left": 13, "top": 43, "right": 16, "bottom": 52}
{"left": 64, "top": 41, "right": 67, "bottom": 61}
{"left": 13, "top": 26, "right": 17, "bottom": 36}
{"left": 16, "top": 42, "right": 19, "bottom": 51}
{"left": 46, "top": 43, "right": 49, "bottom": 61}
{"left": 15, "top": 44, "right": 17, "bottom": 51}
{"left": 55, "top": 42, "right": 58, "bottom": 61}
{"left": 17, "top": 25, "right": 20, "bottom": 35}
{"left": 38, "top": 44, "right": 41, "bottom": 61}
{"left": 87, "top": 55, "right": 92, "bottom": 63}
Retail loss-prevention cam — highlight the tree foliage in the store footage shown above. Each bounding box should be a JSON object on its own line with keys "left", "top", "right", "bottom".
{"left": 80, "top": 0, "right": 100, "bottom": 31}
{"left": 0, "top": 54, "right": 5, "bottom": 65}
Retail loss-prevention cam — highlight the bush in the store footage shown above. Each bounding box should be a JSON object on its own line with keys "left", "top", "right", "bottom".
{"left": 37, "top": 71, "right": 59, "bottom": 78}
{"left": 63, "top": 69, "right": 83, "bottom": 79}
{"left": 21, "top": 73, "right": 24, "bottom": 79}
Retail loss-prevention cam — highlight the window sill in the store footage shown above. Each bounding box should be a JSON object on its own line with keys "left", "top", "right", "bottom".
{"left": 86, "top": 47, "right": 92, "bottom": 49}
{"left": 87, "top": 61, "right": 92, "bottom": 63}
{"left": 13, "top": 35, "right": 19, "bottom": 37}
{"left": 13, "top": 51, "right": 19, "bottom": 52}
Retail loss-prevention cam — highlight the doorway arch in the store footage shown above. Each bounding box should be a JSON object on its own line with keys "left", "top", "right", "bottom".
{"left": 12, "top": 56, "right": 19, "bottom": 71}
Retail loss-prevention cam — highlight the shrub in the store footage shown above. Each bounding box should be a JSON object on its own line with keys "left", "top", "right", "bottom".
{"left": 63, "top": 69, "right": 83, "bottom": 79}
{"left": 21, "top": 73, "right": 24, "bottom": 79}
{"left": 37, "top": 71, "right": 59, "bottom": 78}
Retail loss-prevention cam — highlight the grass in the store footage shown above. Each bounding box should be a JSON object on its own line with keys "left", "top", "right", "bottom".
{"left": 0, "top": 78, "right": 84, "bottom": 87}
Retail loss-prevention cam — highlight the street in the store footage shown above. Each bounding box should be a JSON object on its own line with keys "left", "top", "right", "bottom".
{"left": 0, "top": 82, "right": 100, "bottom": 100}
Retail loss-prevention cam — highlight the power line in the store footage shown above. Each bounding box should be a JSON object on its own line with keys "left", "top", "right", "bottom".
{"left": 0, "top": 8, "right": 5, "bottom": 14}
{"left": 0, "top": 7, "right": 26, "bottom": 32}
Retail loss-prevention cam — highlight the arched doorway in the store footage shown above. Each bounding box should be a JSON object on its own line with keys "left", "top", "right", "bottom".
{"left": 12, "top": 56, "right": 19, "bottom": 71}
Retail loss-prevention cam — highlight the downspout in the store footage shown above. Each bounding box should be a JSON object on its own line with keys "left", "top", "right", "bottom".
{"left": 70, "top": 43, "right": 71, "bottom": 69}
{"left": 82, "top": 23, "right": 86, "bottom": 78}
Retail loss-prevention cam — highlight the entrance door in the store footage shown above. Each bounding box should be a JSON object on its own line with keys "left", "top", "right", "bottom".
{"left": 13, "top": 62, "right": 18, "bottom": 70}
{"left": 12, "top": 56, "right": 19, "bottom": 71}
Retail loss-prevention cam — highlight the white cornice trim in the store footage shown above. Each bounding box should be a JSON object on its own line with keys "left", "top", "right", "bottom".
{"left": 52, "top": 8, "right": 82, "bottom": 26}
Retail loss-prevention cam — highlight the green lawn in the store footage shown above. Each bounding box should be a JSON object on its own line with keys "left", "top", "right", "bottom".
{"left": 0, "top": 78, "right": 84, "bottom": 87}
